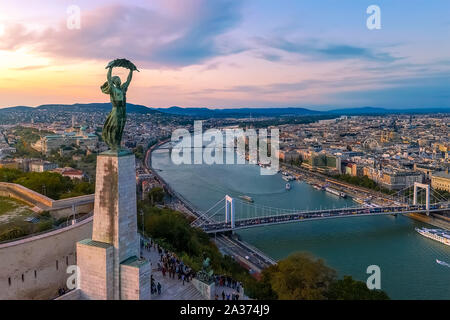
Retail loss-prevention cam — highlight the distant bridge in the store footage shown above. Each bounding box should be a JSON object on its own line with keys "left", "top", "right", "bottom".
{"left": 191, "top": 183, "right": 450, "bottom": 233}
{"left": 156, "top": 143, "right": 240, "bottom": 150}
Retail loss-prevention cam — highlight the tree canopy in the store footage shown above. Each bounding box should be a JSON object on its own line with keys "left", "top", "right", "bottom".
{"left": 0, "top": 168, "right": 94, "bottom": 200}
{"left": 326, "top": 275, "right": 390, "bottom": 300}
{"left": 148, "top": 187, "right": 164, "bottom": 205}
{"left": 263, "top": 252, "right": 336, "bottom": 300}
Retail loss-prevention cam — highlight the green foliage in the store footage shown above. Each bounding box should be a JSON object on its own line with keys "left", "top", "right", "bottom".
{"left": 133, "top": 145, "right": 144, "bottom": 160}
{"left": 14, "top": 139, "right": 42, "bottom": 158}
{"left": 40, "top": 211, "right": 51, "bottom": 218}
{"left": 326, "top": 276, "right": 390, "bottom": 300}
{"left": 36, "top": 220, "right": 54, "bottom": 233}
{"left": 84, "top": 153, "right": 97, "bottom": 163}
{"left": 263, "top": 252, "right": 336, "bottom": 300}
{"left": 0, "top": 168, "right": 23, "bottom": 182}
{"left": 254, "top": 253, "right": 390, "bottom": 300}
{"left": 0, "top": 227, "right": 27, "bottom": 241}
{"left": 148, "top": 187, "right": 165, "bottom": 205}
{"left": 0, "top": 198, "right": 19, "bottom": 215}
{"left": 11, "top": 126, "right": 53, "bottom": 158}
{"left": 13, "top": 127, "right": 42, "bottom": 143}
{"left": 140, "top": 204, "right": 207, "bottom": 259}
{"left": 243, "top": 271, "right": 277, "bottom": 300}
{"left": 48, "top": 150, "right": 79, "bottom": 169}
{"left": 0, "top": 168, "right": 94, "bottom": 200}
{"left": 0, "top": 216, "right": 55, "bottom": 242}
{"left": 14, "top": 172, "right": 73, "bottom": 199}
{"left": 332, "top": 174, "right": 395, "bottom": 195}
{"left": 60, "top": 182, "right": 95, "bottom": 199}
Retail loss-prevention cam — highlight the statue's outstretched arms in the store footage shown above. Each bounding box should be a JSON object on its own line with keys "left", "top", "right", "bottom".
{"left": 122, "top": 69, "right": 133, "bottom": 92}
{"left": 107, "top": 67, "right": 113, "bottom": 87}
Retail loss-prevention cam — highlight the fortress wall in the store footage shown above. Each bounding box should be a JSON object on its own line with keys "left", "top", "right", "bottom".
{"left": 0, "top": 217, "right": 93, "bottom": 300}
{"left": 52, "top": 194, "right": 95, "bottom": 209}
{"left": 0, "top": 182, "right": 53, "bottom": 207}
{"left": 49, "top": 203, "right": 95, "bottom": 220}
{"left": 0, "top": 182, "right": 94, "bottom": 218}
{"left": 54, "top": 289, "right": 81, "bottom": 300}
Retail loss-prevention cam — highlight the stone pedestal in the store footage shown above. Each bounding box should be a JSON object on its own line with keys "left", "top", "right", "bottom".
{"left": 76, "top": 150, "right": 150, "bottom": 300}
{"left": 192, "top": 278, "right": 215, "bottom": 300}
{"left": 76, "top": 239, "right": 114, "bottom": 300}
{"left": 92, "top": 151, "right": 139, "bottom": 262}
{"left": 120, "top": 256, "right": 151, "bottom": 300}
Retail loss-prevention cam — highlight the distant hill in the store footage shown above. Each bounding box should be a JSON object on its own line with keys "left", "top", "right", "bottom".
{"left": 328, "top": 106, "right": 450, "bottom": 115}
{"left": 327, "top": 107, "right": 389, "bottom": 115}
{"left": 0, "top": 106, "right": 34, "bottom": 112}
{"left": 156, "top": 106, "right": 450, "bottom": 117}
{"left": 156, "top": 106, "right": 322, "bottom": 117}
{"left": 35, "top": 103, "right": 161, "bottom": 114}
{"left": 1, "top": 104, "right": 448, "bottom": 117}
{"left": 157, "top": 107, "right": 217, "bottom": 117}
{"left": 0, "top": 103, "right": 161, "bottom": 115}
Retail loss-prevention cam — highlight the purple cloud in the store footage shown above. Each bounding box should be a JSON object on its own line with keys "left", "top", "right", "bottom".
{"left": 0, "top": 1, "right": 244, "bottom": 68}
{"left": 255, "top": 36, "right": 401, "bottom": 62}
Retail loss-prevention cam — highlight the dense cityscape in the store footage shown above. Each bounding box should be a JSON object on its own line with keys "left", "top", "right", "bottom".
{"left": 1, "top": 108, "right": 449, "bottom": 197}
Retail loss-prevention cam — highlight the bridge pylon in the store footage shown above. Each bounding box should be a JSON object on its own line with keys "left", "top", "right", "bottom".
{"left": 413, "top": 182, "right": 430, "bottom": 214}
{"left": 225, "top": 195, "right": 235, "bottom": 229}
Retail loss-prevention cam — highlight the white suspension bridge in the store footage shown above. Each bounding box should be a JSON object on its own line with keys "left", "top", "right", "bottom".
{"left": 191, "top": 182, "right": 450, "bottom": 234}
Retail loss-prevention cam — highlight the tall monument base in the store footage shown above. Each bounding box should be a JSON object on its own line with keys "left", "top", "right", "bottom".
{"left": 192, "top": 278, "right": 215, "bottom": 300}
{"left": 76, "top": 150, "right": 150, "bottom": 300}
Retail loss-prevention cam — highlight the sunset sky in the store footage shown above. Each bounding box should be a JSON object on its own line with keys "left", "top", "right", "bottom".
{"left": 0, "top": 0, "right": 449, "bottom": 109}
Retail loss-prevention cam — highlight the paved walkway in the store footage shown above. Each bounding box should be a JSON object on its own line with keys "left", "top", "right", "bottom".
{"left": 141, "top": 246, "right": 204, "bottom": 300}
{"left": 407, "top": 212, "right": 450, "bottom": 230}
{"left": 214, "top": 284, "right": 248, "bottom": 301}
{"left": 141, "top": 244, "right": 249, "bottom": 300}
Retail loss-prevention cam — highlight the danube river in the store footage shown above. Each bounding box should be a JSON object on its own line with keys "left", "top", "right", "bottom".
{"left": 151, "top": 147, "right": 450, "bottom": 300}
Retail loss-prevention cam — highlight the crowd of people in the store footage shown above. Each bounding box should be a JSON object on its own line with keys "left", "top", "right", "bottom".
{"left": 157, "top": 247, "right": 194, "bottom": 286}
{"left": 150, "top": 275, "right": 161, "bottom": 295}
{"left": 141, "top": 237, "right": 244, "bottom": 300}
{"left": 141, "top": 238, "right": 195, "bottom": 295}
{"left": 57, "top": 287, "right": 67, "bottom": 296}
{"left": 214, "top": 275, "right": 242, "bottom": 300}
{"left": 142, "top": 239, "right": 163, "bottom": 295}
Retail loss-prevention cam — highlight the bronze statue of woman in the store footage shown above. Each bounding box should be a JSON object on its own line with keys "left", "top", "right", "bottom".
{"left": 100, "top": 59, "right": 139, "bottom": 151}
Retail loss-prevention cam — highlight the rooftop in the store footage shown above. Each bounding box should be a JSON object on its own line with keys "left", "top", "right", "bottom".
{"left": 433, "top": 171, "right": 450, "bottom": 179}
{"left": 121, "top": 256, "right": 148, "bottom": 268}
{"left": 78, "top": 239, "right": 112, "bottom": 249}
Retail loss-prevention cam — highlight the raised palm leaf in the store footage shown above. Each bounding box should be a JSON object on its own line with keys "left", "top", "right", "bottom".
{"left": 106, "top": 58, "right": 140, "bottom": 72}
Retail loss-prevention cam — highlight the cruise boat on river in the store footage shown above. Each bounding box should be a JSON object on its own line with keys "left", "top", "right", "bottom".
{"left": 436, "top": 259, "right": 450, "bottom": 267}
{"left": 415, "top": 227, "right": 450, "bottom": 246}
{"left": 324, "top": 187, "right": 347, "bottom": 198}
{"left": 239, "top": 195, "right": 254, "bottom": 203}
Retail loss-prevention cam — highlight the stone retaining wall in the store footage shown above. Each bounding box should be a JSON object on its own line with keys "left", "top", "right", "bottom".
{"left": 0, "top": 217, "right": 93, "bottom": 300}
{"left": 0, "top": 182, "right": 94, "bottom": 218}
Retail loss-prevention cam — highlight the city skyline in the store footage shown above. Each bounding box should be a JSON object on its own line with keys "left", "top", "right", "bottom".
{"left": 0, "top": 0, "right": 450, "bottom": 109}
